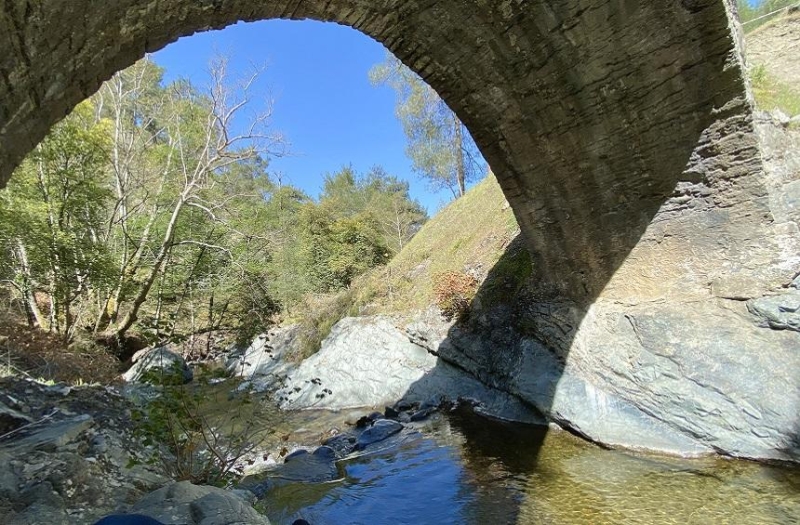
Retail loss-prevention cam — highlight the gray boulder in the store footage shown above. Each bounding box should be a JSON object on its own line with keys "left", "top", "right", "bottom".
{"left": 275, "top": 316, "right": 542, "bottom": 423}
{"left": 129, "top": 481, "right": 270, "bottom": 525}
{"left": 356, "top": 419, "right": 403, "bottom": 450}
{"left": 123, "top": 347, "right": 193, "bottom": 385}
{"left": 747, "top": 290, "right": 800, "bottom": 332}
{"left": 226, "top": 326, "right": 300, "bottom": 391}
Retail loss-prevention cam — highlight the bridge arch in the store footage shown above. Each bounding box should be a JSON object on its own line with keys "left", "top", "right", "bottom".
{"left": 3, "top": 1, "right": 800, "bottom": 459}
{"left": 0, "top": 0, "right": 770, "bottom": 307}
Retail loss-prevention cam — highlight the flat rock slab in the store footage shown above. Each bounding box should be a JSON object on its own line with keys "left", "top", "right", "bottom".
{"left": 130, "top": 481, "right": 270, "bottom": 525}
{"left": 356, "top": 419, "right": 404, "bottom": 450}
{"left": 7, "top": 414, "right": 93, "bottom": 452}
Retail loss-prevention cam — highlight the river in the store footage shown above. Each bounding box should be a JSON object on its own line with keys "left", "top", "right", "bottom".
{"left": 245, "top": 406, "right": 800, "bottom": 525}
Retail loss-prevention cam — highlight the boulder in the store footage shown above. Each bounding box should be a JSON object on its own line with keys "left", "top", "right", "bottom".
{"left": 123, "top": 347, "right": 192, "bottom": 385}
{"left": 239, "top": 446, "right": 341, "bottom": 498}
{"left": 355, "top": 419, "right": 403, "bottom": 450}
{"left": 129, "top": 481, "right": 270, "bottom": 525}
{"left": 275, "top": 316, "right": 542, "bottom": 424}
{"left": 226, "top": 326, "right": 300, "bottom": 392}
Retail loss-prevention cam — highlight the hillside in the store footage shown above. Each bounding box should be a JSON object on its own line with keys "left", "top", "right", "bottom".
{"left": 746, "top": 11, "right": 800, "bottom": 117}
{"left": 292, "top": 175, "right": 529, "bottom": 357}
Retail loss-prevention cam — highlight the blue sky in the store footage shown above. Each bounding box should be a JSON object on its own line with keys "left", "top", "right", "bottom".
{"left": 153, "top": 19, "right": 461, "bottom": 215}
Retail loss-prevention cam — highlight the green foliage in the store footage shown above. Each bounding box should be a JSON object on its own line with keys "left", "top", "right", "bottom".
{"left": 0, "top": 101, "right": 115, "bottom": 336}
{"left": 1, "top": 57, "right": 426, "bottom": 352}
{"left": 370, "top": 53, "right": 487, "bottom": 198}
{"left": 132, "top": 371, "right": 268, "bottom": 486}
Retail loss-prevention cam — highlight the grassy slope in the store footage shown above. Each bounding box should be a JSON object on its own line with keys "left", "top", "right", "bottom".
{"left": 292, "top": 175, "right": 525, "bottom": 358}
{"left": 746, "top": 13, "right": 800, "bottom": 118}
{"left": 360, "top": 175, "right": 521, "bottom": 314}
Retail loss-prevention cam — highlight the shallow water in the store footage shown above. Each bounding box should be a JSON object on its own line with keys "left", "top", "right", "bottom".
{"left": 255, "top": 408, "right": 800, "bottom": 525}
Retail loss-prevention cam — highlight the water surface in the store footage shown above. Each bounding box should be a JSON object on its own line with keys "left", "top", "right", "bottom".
{"left": 256, "top": 408, "right": 800, "bottom": 525}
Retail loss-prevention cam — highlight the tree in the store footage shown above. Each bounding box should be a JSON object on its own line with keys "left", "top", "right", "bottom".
{"left": 0, "top": 101, "right": 114, "bottom": 337}
{"left": 95, "top": 56, "right": 286, "bottom": 343}
{"left": 369, "top": 53, "right": 486, "bottom": 198}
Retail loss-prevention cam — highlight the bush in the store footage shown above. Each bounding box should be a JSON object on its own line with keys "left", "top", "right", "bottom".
{"left": 132, "top": 371, "right": 270, "bottom": 486}
{"left": 433, "top": 271, "right": 479, "bottom": 321}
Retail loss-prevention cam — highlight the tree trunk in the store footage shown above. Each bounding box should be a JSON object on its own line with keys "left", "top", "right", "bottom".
{"left": 454, "top": 118, "right": 466, "bottom": 197}
{"left": 106, "top": 194, "right": 186, "bottom": 340}
{"left": 14, "top": 239, "right": 48, "bottom": 329}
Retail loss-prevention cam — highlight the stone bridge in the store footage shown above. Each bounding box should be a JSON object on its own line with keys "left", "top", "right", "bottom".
{"left": 1, "top": 1, "right": 798, "bottom": 460}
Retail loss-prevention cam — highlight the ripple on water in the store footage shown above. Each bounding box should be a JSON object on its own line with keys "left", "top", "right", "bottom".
{"left": 253, "top": 408, "right": 800, "bottom": 525}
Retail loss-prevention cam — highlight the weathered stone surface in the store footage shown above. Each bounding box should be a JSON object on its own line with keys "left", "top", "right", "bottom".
{"left": 0, "top": 377, "right": 170, "bottom": 524}
{"left": 9, "top": 415, "right": 94, "bottom": 453}
{"left": 0, "top": 400, "right": 33, "bottom": 434}
{"left": 226, "top": 325, "right": 300, "bottom": 391}
{"left": 355, "top": 419, "right": 404, "bottom": 450}
{"left": 409, "top": 290, "right": 800, "bottom": 461}
{"left": 129, "top": 481, "right": 270, "bottom": 525}
{"left": 275, "top": 316, "right": 541, "bottom": 423}
{"left": 748, "top": 291, "right": 800, "bottom": 332}
{"left": 123, "top": 347, "right": 193, "bottom": 385}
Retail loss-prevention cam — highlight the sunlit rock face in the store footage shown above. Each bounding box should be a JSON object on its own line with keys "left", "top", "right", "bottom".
{"left": 1, "top": 1, "right": 797, "bottom": 458}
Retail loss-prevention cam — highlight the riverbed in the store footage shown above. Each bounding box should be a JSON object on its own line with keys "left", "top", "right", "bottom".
{"left": 252, "top": 407, "right": 799, "bottom": 525}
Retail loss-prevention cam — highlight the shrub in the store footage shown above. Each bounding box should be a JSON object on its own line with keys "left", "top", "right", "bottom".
{"left": 432, "top": 271, "right": 479, "bottom": 321}
{"left": 132, "top": 371, "right": 269, "bottom": 486}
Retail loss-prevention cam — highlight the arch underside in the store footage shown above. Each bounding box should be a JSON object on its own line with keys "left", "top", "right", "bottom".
{"left": 1, "top": 0, "right": 798, "bottom": 460}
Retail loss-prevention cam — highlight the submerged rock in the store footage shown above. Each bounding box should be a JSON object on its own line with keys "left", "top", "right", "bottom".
{"left": 355, "top": 419, "right": 403, "bottom": 450}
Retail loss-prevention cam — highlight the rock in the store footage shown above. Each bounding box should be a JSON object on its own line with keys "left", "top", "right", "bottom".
{"left": 321, "top": 434, "right": 357, "bottom": 458}
{"left": 0, "top": 451, "right": 19, "bottom": 498}
{"left": 10, "top": 415, "right": 93, "bottom": 453}
{"left": 226, "top": 326, "right": 300, "bottom": 391}
{"left": 747, "top": 291, "right": 800, "bottom": 332}
{"left": 129, "top": 481, "right": 270, "bottom": 525}
{"left": 355, "top": 419, "right": 403, "bottom": 450}
{"left": 275, "top": 316, "right": 543, "bottom": 424}
{"left": 420, "top": 297, "right": 800, "bottom": 461}
{"left": 0, "top": 400, "right": 34, "bottom": 434}
{"left": 123, "top": 347, "right": 192, "bottom": 385}
{"left": 239, "top": 445, "right": 341, "bottom": 498}
{"left": 773, "top": 109, "right": 791, "bottom": 127}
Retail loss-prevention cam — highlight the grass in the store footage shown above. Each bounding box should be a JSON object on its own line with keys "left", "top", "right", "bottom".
{"left": 750, "top": 63, "right": 800, "bottom": 118}
{"left": 289, "top": 175, "right": 529, "bottom": 355}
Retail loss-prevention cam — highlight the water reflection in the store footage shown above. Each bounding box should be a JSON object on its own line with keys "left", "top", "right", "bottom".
{"left": 256, "top": 408, "right": 800, "bottom": 524}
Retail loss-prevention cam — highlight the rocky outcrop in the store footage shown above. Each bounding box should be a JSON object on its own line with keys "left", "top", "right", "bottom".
{"left": 123, "top": 347, "right": 193, "bottom": 385}
{"left": 128, "top": 481, "right": 270, "bottom": 525}
{"left": 408, "top": 289, "right": 800, "bottom": 461}
{"left": 0, "top": 377, "right": 169, "bottom": 524}
{"left": 274, "top": 316, "right": 542, "bottom": 423}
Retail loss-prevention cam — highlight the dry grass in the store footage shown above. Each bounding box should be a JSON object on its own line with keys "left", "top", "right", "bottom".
{"left": 359, "top": 174, "right": 520, "bottom": 314}
{"left": 289, "top": 175, "right": 524, "bottom": 355}
{"left": 0, "top": 310, "right": 120, "bottom": 384}
{"left": 750, "top": 63, "right": 800, "bottom": 117}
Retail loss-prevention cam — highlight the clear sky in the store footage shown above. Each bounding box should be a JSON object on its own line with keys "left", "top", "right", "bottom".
{"left": 152, "top": 19, "right": 463, "bottom": 215}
